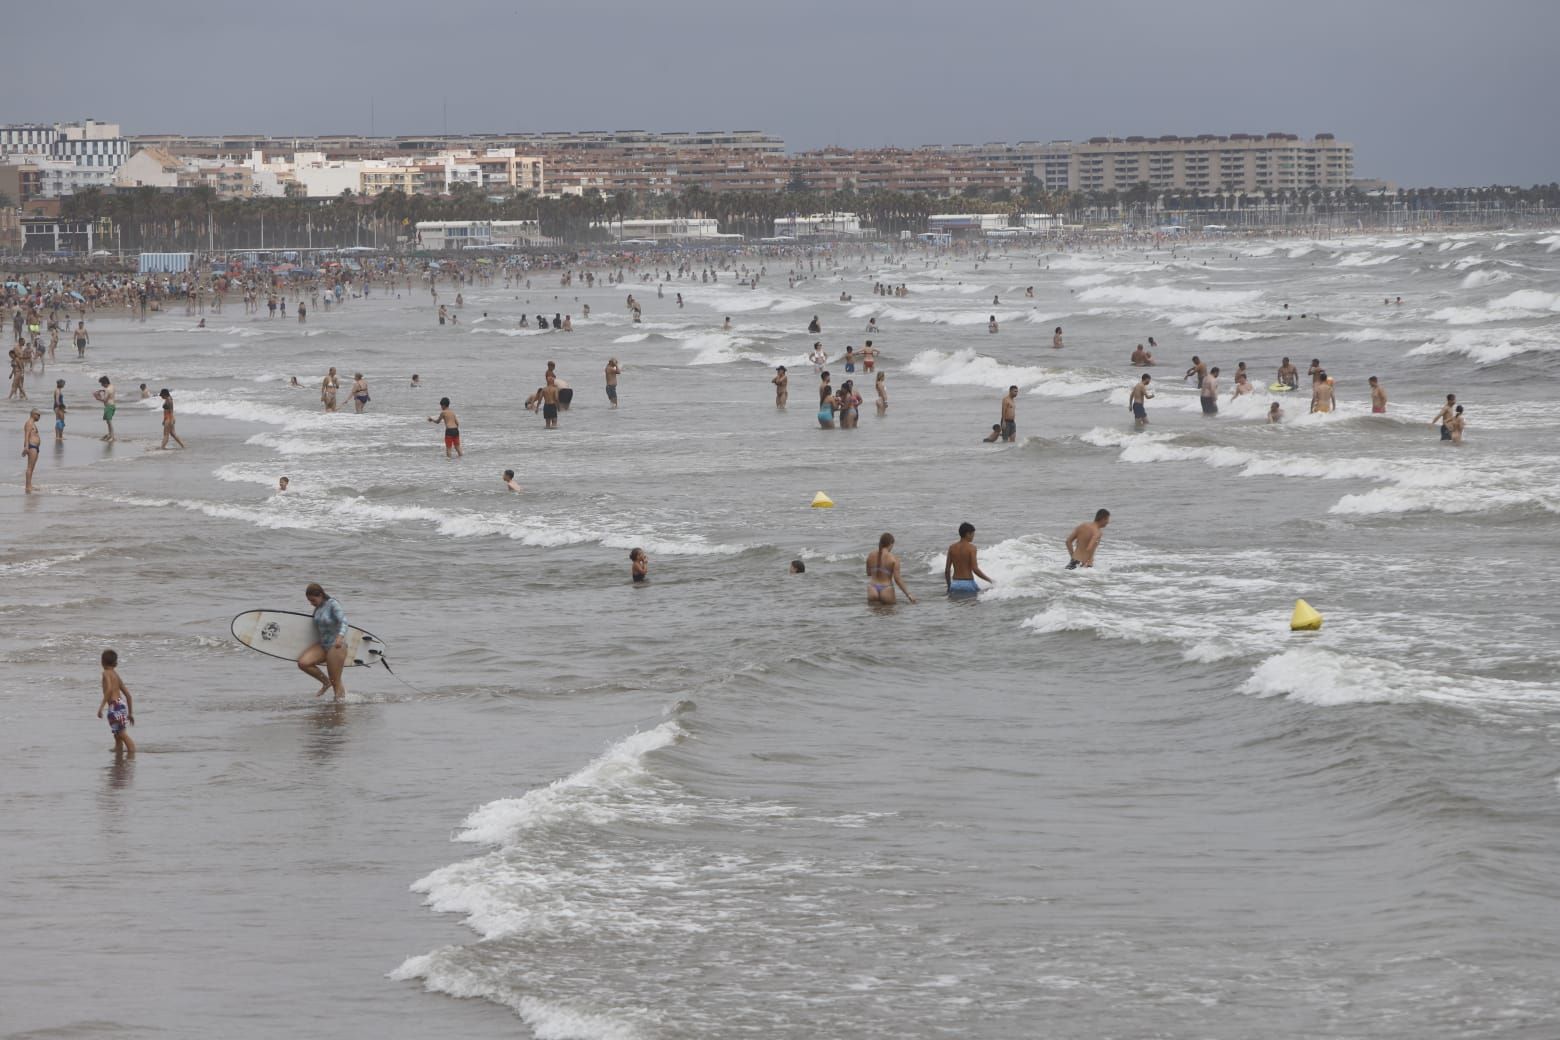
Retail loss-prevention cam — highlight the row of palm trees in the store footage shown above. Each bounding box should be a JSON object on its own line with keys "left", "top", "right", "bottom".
{"left": 53, "top": 181, "right": 1560, "bottom": 250}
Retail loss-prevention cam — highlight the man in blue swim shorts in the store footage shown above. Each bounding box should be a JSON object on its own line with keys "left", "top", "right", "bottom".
{"left": 944, "top": 522, "right": 994, "bottom": 597}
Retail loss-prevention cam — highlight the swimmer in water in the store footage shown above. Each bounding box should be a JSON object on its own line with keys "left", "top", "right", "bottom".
{"left": 629, "top": 547, "right": 649, "bottom": 584}
{"left": 502, "top": 469, "right": 523, "bottom": 492}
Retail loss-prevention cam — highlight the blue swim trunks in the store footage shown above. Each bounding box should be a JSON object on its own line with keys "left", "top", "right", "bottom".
{"left": 948, "top": 579, "right": 980, "bottom": 597}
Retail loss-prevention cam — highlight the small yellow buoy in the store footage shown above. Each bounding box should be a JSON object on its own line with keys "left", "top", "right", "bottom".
{"left": 1290, "top": 598, "right": 1323, "bottom": 631}
{"left": 811, "top": 491, "right": 834, "bottom": 509}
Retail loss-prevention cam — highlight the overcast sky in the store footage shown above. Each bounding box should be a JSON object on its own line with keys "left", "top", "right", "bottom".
{"left": 5, "top": 0, "right": 1555, "bottom": 185}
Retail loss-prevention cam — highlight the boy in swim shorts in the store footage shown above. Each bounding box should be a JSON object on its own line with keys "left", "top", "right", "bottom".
{"left": 944, "top": 522, "right": 994, "bottom": 597}
{"left": 428, "top": 397, "right": 462, "bottom": 457}
{"left": 96, "top": 648, "right": 135, "bottom": 755}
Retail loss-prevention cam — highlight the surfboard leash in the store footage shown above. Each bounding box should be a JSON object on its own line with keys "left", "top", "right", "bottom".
{"left": 367, "top": 648, "right": 434, "bottom": 697}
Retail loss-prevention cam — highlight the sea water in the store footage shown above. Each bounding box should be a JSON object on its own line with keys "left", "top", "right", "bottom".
{"left": 3, "top": 230, "right": 1560, "bottom": 1038}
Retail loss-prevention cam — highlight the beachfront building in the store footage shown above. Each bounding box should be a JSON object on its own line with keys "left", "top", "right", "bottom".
{"left": 592, "top": 217, "right": 730, "bottom": 241}
{"left": 772, "top": 213, "right": 864, "bottom": 238}
{"left": 414, "top": 220, "right": 545, "bottom": 250}
{"left": 21, "top": 215, "right": 106, "bottom": 253}
{"left": 116, "top": 125, "right": 1354, "bottom": 201}
{"left": 928, "top": 213, "right": 1012, "bottom": 236}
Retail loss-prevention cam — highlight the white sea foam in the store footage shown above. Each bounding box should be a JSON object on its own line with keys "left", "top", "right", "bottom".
{"left": 1193, "top": 324, "right": 1278, "bottom": 343}
{"left": 329, "top": 498, "right": 748, "bottom": 555}
{"left": 245, "top": 432, "right": 336, "bottom": 455}
{"left": 1407, "top": 327, "right": 1560, "bottom": 365}
{"left": 1076, "top": 284, "right": 1263, "bottom": 312}
{"left": 905, "top": 348, "right": 1107, "bottom": 396}
{"left": 388, "top": 954, "right": 643, "bottom": 1040}
{"left": 1241, "top": 647, "right": 1560, "bottom": 711}
{"left": 1459, "top": 269, "right": 1513, "bottom": 289}
{"left": 452, "top": 722, "right": 684, "bottom": 846}
{"left": 0, "top": 551, "right": 89, "bottom": 575}
{"left": 1431, "top": 289, "right": 1560, "bottom": 325}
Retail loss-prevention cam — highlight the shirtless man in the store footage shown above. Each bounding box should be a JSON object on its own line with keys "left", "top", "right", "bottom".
{"left": 320, "top": 367, "right": 340, "bottom": 413}
{"left": 74, "top": 321, "right": 89, "bottom": 358}
{"left": 1200, "top": 367, "right": 1220, "bottom": 416}
{"left": 1448, "top": 404, "right": 1466, "bottom": 444}
{"left": 428, "top": 397, "right": 462, "bottom": 457}
{"left": 1186, "top": 355, "right": 1208, "bottom": 389}
{"left": 1430, "top": 393, "right": 1456, "bottom": 440}
{"left": 866, "top": 532, "right": 917, "bottom": 605}
{"left": 944, "top": 522, "right": 994, "bottom": 597}
{"left": 1130, "top": 343, "right": 1155, "bottom": 366}
{"left": 502, "top": 469, "right": 523, "bottom": 492}
{"left": 541, "top": 375, "right": 561, "bottom": 429}
{"left": 1311, "top": 372, "right": 1335, "bottom": 414}
{"left": 772, "top": 365, "right": 788, "bottom": 408}
{"left": 1369, "top": 376, "right": 1387, "bottom": 414}
{"left": 605, "top": 358, "right": 621, "bottom": 408}
{"left": 1052, "top": 326, "right": 1064, "bottom": 349}
{"left": 1277, "top": 357, "right": 1299, "bottom": 390}
{"left": 1065, "top": 508, "right": 1110, "bottom": 569}
{"left": 22, "top": 409, "right": 41, "bottom": 493}
{"left": 999, "top": 386, "right": 1018, "bottom": 442}
{"left": 1128, "top": 374, "right": 1152, "bottom": 427}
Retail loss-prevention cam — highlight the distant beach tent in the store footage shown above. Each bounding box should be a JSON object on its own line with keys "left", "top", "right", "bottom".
{"left": 138, "top": 252, "right": 194, "bottom": 274}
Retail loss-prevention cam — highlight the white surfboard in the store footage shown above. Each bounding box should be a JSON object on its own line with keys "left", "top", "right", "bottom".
{"left": 230, "top": 610, "right": 387, "bottom": 668}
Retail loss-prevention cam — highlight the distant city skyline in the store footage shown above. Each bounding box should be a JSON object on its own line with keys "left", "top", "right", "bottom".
{"left": 5, "top": 0, "right": 1557, "bottom": 186}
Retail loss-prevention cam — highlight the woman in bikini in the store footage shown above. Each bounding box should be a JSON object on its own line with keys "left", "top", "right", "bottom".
{"left": 866, "top": 533, "right": 917, "bottom": 605}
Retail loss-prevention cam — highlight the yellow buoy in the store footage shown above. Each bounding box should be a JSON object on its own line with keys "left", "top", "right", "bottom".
{"left": 1290, "top": 598, "right": 1323, "bottom": 631}
{"left": 811, "top": 491, "right": 834, "bottom": 509}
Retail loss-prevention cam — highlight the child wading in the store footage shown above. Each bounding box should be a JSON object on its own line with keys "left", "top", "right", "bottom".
{"left": 97, "top": 648, "right": 135, "bottom": 755}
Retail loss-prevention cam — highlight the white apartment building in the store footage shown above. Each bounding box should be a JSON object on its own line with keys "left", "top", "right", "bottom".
{"left": 0, "top": 123, "right": 59, "bottom": 159}
{"left": 414, "top": 220, "right": 544, "bottom": 249}
{"left": 1068, "top": 133, "right": 1352, "bottom": 194}
{"left": 772, "top": 213, "right": 863, "bottom": 237}
{"left": 53, "top": 119, "right": 129, "bottom": 173}
{"left": 0, "top": 119, "right": 128, "bottom": 195}
{"left": 944, "top": 133, "right": 1353, "bottom": 194}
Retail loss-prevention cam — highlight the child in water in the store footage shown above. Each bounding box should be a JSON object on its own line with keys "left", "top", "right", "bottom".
{"left": 629, "top": 547, "right": 648, "bottom": 584}
{"left": 96, "top": 648, "right": 135, "bottom": 754}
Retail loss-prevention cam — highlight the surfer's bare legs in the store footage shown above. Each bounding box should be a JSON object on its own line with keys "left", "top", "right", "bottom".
{"left": 297, "top": 644, "right": 332, "bottom": 696}
{"left": 324, "top": 642, "right": 348, "bottom": 700}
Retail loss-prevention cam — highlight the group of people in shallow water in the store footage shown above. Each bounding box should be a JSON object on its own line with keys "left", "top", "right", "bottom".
{"left": 1117, "top": 343, "right": 1465, "bottom": 440}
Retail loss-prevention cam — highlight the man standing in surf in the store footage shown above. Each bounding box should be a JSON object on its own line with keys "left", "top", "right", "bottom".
{"left": 1066, "top": 509, "right": 1110, "bottom": 570}
{"left": 1430, "top": 394, "right": 1457, "bottom": 440}
{"left": 944, "top": 522, "right": 995, "bottom": 598}
{"left": 1000, "top": 386, "right": 1018, "bottom": 442}
{"left": 1128, "top": 374, "right": 1152, "bottom": 427}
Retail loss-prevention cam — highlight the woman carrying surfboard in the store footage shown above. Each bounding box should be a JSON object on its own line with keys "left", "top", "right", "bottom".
{"left": 298, "top": 583, "right": 349, "bottom": 699}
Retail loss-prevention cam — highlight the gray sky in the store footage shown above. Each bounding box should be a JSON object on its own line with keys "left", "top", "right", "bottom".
{"left": 5, "top": 0, "right": 1556, "bottom": 185}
